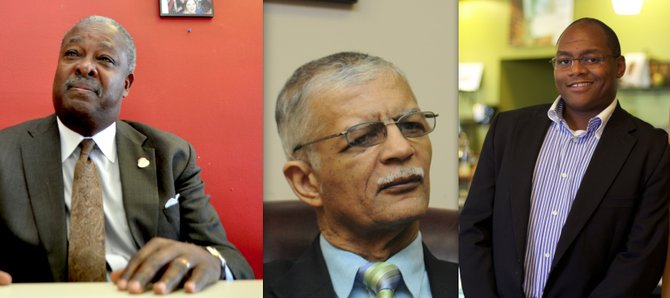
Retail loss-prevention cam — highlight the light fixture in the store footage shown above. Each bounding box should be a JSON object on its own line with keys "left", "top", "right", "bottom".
{"left": 612, "top": 0, "right": 643, "bottom": 15}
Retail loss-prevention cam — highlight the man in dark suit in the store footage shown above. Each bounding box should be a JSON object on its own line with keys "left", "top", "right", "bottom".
{"left": 459, "top": 17, "right": 670, "bottom": 297}
{"left": 265, "top": 52, "right": 458, "bottom": 297}
{"left": 0, "top": 15, "right": 252, "bottom": 294}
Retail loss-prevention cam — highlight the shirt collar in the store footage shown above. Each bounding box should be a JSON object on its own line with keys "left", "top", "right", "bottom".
{"left": 320, "top": 232, "right": 425, "bottom": 298}
{"left": 547, "top": 95, "right": 617, "bottom": 139}
{"left": 57, "top": 117, "right": 117, "bottom": 163}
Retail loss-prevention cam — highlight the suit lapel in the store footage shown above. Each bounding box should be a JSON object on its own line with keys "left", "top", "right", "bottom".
{"left": 21, "top": 115, "right": 68, "bottom": 281}
{"left": 509, "top": 106, "right": 552, "bottom": 260}
{"left": 552, "top": 105, "right": 636, "bottom": 268}
{"left": 116, "top": 121, "right": 159, "bottom": 248}
{"left": 424, "top": 244, "right": 458, "bottom": 298}
{"left": 269, "top": 238, "right": 337, "bottom": 298}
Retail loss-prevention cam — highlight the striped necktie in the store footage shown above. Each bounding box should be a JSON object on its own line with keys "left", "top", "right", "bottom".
{"left": 357, "top": 262, "right": 402, "bottom": 298}
{"left": 68, "top": 139, "right": 106, "bottom": 281}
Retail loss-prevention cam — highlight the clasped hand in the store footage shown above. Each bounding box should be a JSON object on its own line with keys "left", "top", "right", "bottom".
{"left": 111, "top": 237, "right": 221, "bottom": 294}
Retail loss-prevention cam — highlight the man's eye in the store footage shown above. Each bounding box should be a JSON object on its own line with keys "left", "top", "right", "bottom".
{"left": 99, "top": 56, "right": 115, "bottom": 64}
{"left": 347, "top": 124, "right": 383, "bottom": 147}
{"left": 557, "top": 58, "right": 572, "bottom": 65}
{"left": 349, "top": 131, "right": 378, "bottom": 147}
{"left": 349, "top": 133, "right": 375, "bottom": 146}
{"left": 583, "top": 57, "right": 602, "bottom": 64}
{"left": 399, "top": 121, "right": 427, "bottom": 136}
{"left": 64, "top": 50, "right": 79, "bottom": 57}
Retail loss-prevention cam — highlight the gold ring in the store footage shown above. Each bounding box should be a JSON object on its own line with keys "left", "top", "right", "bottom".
{"left": 176, "top": 258, "right": 191, "bottom": 269}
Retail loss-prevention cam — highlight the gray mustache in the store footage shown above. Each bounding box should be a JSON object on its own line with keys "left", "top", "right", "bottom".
{"left": 65, "top": 77, "right": 101, "bottom": 96}
{"left": 377, "top": 167, "right": 424, "bottom": 187}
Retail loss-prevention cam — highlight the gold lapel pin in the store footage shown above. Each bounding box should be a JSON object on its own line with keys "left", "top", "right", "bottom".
{"left": 137, "top": 157, "right": 150, "bottom": 168}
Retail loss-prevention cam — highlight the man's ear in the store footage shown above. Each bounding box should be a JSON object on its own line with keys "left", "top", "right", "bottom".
{"left": 122, "top": 73, "right": 134, "bottom": 98}
{"left": 616, "top": 55, "right": 626, "bottom": 78}
{"left": 283, "top": 160, "right": 322, "bottom": 207}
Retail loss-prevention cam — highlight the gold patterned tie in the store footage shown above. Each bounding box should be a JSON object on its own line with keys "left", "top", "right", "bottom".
{"left": 357, "top": 262, "right": 402, "bottom": 298}
{"left": 68, "top": 139, "right": 106, "bottom": 281}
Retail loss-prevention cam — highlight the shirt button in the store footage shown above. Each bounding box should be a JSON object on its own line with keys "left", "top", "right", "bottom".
{"left": 560, "top": 173, "right": 568, "bottom": 178}
{"left": 544, "top": 252, "right": 550, "bottom": 258}
{"left": 551, "top": 210, "right": 558, "bottom": 216}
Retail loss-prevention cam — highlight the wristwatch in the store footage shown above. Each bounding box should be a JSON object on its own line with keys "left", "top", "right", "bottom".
{"left": 205, "top": 246, "right": 227, "bottom": 279}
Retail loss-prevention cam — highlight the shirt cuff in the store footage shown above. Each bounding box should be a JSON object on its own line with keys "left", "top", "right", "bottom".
{"left": 223, "top": 264, "right": 234, "bottom": 280}
{"left": 205, "top": 246, "right": 233, "bottom": 280}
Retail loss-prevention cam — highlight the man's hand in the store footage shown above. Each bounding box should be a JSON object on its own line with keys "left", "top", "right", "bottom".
{"left": 0, "top": 270, "right": 12, "bottom": 285}
{"left": 110, "top": 237, "right": 221, "bottom": 294}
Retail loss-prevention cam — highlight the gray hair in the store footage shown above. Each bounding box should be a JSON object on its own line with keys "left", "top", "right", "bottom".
{"left": 63, "top": 16, "right": 136, "bottom": 74}
{"left": 275, "top": 52, "right": 411, "bottom": 162}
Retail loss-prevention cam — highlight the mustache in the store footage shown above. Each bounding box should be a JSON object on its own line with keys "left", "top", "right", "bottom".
{"left": 376, "top": 167, "right": 425, "bottom": 188}
{"left": 65, "top": 76, "right": 101, "bottom": 96}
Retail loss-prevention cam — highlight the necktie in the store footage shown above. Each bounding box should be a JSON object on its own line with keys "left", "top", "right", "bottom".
{"left": 68, "top": 139, "right": 106, "bottom": 281}
{"left": 357, "top": 262, "right": 402, "bottom": 298}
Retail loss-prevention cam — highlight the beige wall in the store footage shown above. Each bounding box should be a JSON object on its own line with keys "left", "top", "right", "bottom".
{"left": 263, "top": 0, "right": 459, "bottom": 209}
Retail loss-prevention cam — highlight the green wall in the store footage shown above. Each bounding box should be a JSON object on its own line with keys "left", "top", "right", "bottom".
{"left": 459, "top": 0, "right": 670, "bottom": 129}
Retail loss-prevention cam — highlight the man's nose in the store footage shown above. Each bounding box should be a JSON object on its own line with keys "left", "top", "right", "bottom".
{"left": 75, "top": 58, "right": 98, "bottom": 77}
{"left": 569, "top": 59, "right": 588, "bottom": 73}
{"left": 380, "top": 124, "right": 415, "bottom": 163}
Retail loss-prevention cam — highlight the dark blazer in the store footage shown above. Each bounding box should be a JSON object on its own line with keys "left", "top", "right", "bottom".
{"left": 459, "top": 103, "right": 670, "bottom": 297}
{"left": 0, "top": 115, "right": 253, "bottom": 282}
{"left": 264, "top": 237, "right": 458, "bottom": 298}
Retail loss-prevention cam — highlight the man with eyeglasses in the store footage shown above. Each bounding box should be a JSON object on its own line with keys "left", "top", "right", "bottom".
{"left": 460, "top": 17, "right": 669, "bottom": 297}
{"left": 264, "top": 52, "right": 458, "bottom": 297}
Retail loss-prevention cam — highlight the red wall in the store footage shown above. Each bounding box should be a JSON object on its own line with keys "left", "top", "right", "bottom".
{"left": 0, "top": 1, "right": 263, "bottom": 278}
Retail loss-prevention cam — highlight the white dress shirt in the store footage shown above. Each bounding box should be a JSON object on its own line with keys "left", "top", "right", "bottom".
{"left": 58, "top": 118, "right": 137, "bottom": 272}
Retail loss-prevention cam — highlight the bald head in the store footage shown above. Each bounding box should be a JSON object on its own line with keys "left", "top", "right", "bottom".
{"left": 558, "top": 17, "right": 621, "bottom": 58}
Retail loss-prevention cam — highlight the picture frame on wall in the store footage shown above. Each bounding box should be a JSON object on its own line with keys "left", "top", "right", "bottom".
{"left": 160, "top": 0, "right": 214, "bottom": 17}
{"left": 509, "top": 0, "right": 572, "bottom": 47}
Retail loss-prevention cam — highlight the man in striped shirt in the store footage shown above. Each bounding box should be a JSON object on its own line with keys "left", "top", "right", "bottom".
{"left": 460, "top": 17, "right": 669, "bottom": 297}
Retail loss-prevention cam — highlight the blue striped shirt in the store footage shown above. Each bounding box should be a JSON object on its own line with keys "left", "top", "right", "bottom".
{"left": 522, "top": 97, "right": 617, "bottom": 297}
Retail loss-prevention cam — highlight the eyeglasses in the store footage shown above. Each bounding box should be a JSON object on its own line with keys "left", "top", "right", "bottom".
{"left": 292, "top": 111, "right": 438, "bottom": 153}
{"left": 549, "top": 55, "right": 619, "bottom": 69}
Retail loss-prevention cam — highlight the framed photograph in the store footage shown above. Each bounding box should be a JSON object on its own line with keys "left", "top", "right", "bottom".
{"left": 509, "top": 0, "right": 572, "bottom": 47}
{"left": 160, "top": 0, "right": 214, "bottom": 17}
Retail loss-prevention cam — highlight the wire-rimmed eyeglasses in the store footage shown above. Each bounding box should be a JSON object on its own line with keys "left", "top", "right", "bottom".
{"left": 549, "top": 55, "right": 619, "bottom": 69}
{"left": 292, "top": 111, "right": 438, "bottom": 153}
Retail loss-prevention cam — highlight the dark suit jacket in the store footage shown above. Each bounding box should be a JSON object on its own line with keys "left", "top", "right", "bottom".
{"left": 264, "top": 237, "right": 458, "bottom": 298}
{"left": 0, "top": 115, "right": 253, "bottom": 282}
{"left": 459, "top": 103, "right": 670, "bottom": 297}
